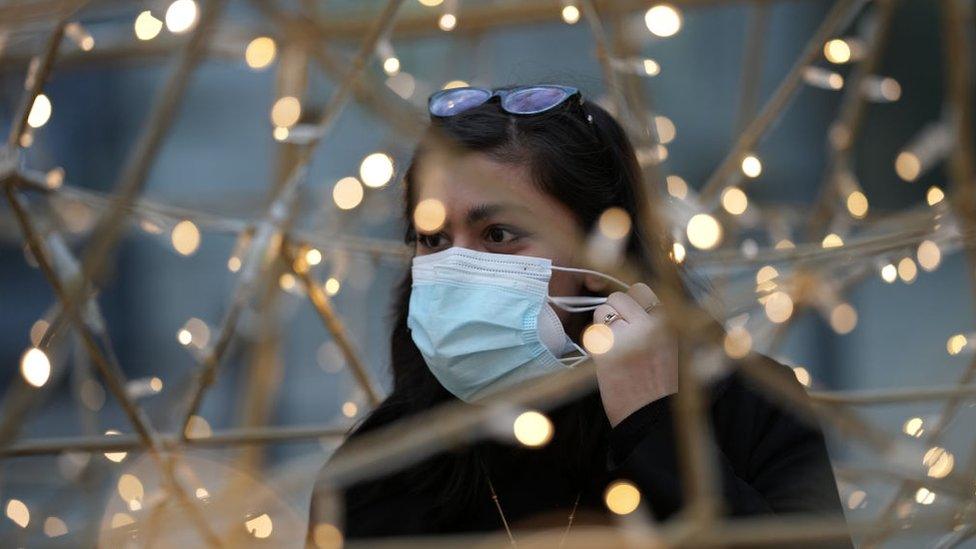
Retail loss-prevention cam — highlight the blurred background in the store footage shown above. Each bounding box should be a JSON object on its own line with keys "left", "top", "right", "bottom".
{"left": 0, "top": 0, "right": 973, "bottom": 546}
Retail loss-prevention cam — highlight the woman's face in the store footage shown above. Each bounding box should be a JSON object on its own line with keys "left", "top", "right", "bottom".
{"left": 412, "top": 151, "right": 603, "bottom": 324}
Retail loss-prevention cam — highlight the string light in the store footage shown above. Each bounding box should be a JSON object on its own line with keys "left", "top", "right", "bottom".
{"left": 332, "top": 177, "right": 364, "bottom": 210}
{"left": 923, "top": 447, "right": 954, "bottom": 479}
{"left": 134, "top": 10, "right": 163, "bottom": 41}
{"left": 418, "top": 0, "right": 443, "bottom": 5}
{"left": 382, "top": 56, "right": 400, "bottom": 75}
{"left": 359, "top": 152, "right": 395, "bottom": 188}
{"left": 803, "top": 66, "right": 844, "bottom": 90}
{"left": 245, "top": 37, "right": 276, "bottom": 70}
{"left": 671, "top": 242, "right": 686, "bottom": 263}
{"left": 20, "top": 347, "right": 51, "bottom": 388}
{"left": 764, "top": 291, "right": 794, "bottom": 323}
{"left": 604, "top": 481, "right": 641, "bottom": 515}
{"left": 27, "top": 94, "right": 52, "bottom": 128}
{"left": 793, "top": 366, "right": 811, "bottom": 387}
{"left": 903, "top": 417, "right": 924, "bottom": 437}
{"left": 598, "top": 207, "right": 632, "bottom": 239}
{"left": 582, "top": 323, "right": 614, "bottom": 354}
{"left": 117, "top": 474, "right": 144, "bottom": 505}
{"left": 847, "top": 490, "right": 867, "bottom": 510}
{"left": 914, "top": 487, "right": 935, "bottom": 505}
{"left": 823, "top": 39, "right": 852, "bottom": 63}
{"left": 306, "top": 248, "right": 323, "bottom": 266}
{"left": 741, "top": 154, "right": 762, "bottom": 178}
{"left": 272, "top": 126, "right": 289, "bottom": 142}
{"left": 43, "top": 516, "right": 68, "bottom": 537}
{"left": 312, "top": 523, "right": 344, "bottom": 549}
{"left": 880, "top": 263, "right": 897, "bottom": 283}
{"left": 171, "top": 219, "right": 201, "bottom": 255}
{"left": 862, "top": 76, "right": 902, "bottom": 102}
{"left": 946, "top": 334, "right": 967, "bottom": 356}
{"left": 110, "top": 513, "right": 134, "bottom": 528}
{"left": 413, "top": 198, "right": 447, "bottom": 233}
{"left": 723, "top": 326, "right": 752, "bottom": 358}
{"left": 342, "top": 401, "right": 358, "bottom": 417}
{"left": 442, "top": 80, "right": 469, "bottom": 89}
{"left": 654, "top": 115, "right": 676, "bottom": 144}
{"left": 721, "top": 186, "right": 748, "bottom": 215}
{"left": 512, "top": 411, "right": 553, "bottom": 447}
{"left": 666, "top": 175, "right": 688, "bottom": 199}
{"left": 846, "top": 191, "right": 869, "bottom": 218}
{"left": 103, "top": 430, "right": 126, "bottom": 462}
{"left": 642, "top": 58, "right": 661, "bottom": 76}
{"left": 184, "top": 415, "right": 212, "bottom": 439}
{"left": 926, "top": 186, "right": 945, "bottom": 206}
{"left": 644, "top": 4, "right": 682, "bottom": 38}
{"left": 830, "top": 303, "right": 857, "bottom": 334}
{"left": 897, "top": 257, "right": 917, "bottom": 283}
{"left": 561, "top": 5, "right": 581, "bottom": 25}
{"left": 686, "top": 213, "right": 723, "bottom": 250}
{"left": 244, "top": 513, "right": 273, "bottom": 539}
{"left": 917, "top": 240, "right": 941, "bottom": 271}
{"left": 164, "top": 0, "right": 198, "bottom": 34}
{"left": 325, "top": 277, "right": 341, "bottom": 296}
{"left": 270, "top": 96, "right": 301, "bottom": 128}
{"left": 65, "top": 22, "right": 95, "bottom": 51}
{"left": 6, "top": 499, "right": 29, "bottom": 528}
{"left": 821, "top": 233, "right": 844, "bottom": 248}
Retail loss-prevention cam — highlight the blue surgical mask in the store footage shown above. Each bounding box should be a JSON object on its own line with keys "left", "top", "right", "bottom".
{"left": 406, "top": 246, "right": 628, "bottom": 402}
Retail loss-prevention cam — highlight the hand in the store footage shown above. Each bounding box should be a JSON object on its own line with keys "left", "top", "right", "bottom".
{"left": 591, "top": 283, "right": 678, "bottom": 427}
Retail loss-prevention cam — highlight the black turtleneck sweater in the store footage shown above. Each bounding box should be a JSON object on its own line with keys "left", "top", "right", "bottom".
{"left": 309, "top": 355, "right": 852, "bottom": 547}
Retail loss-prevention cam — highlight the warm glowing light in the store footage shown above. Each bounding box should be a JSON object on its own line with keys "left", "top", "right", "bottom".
{"left": 171, "top": 220, "right": 201, "bottom": 256}
{"left": 27, "top": 94, "right": 52, "bottom": 128}
{"left": 830, "top": 303, "right": 857, "bottom": 334}
{"left": 30, "top": 319, "right": 49, "bottom": 347}
{"left": 118, "top": 474, "right": 144, "bottom": 503}
{"left": 821, "top": 233, "right": 844, "bottom": 248}
{"left": 306, "top": 248, "right": 323, "bottom": 266}
{"left": 764, "top": 291, "right": 794, "bottom": 324}
{"left": 665, "top": 175, "right": 688, "bottom": 199}
{"left": 110, "top": 513, "right": 134, "bottom": 528}
{"left": 413, "top": 198, "right": 447, "bottom": 233}
{"left": 903, "top": 417, "right": 924, "bottom": 437}
{"left": 897, "top": 257, "right": 917, "bottom": 283}
{"left": 245, "top": 36, "right": 276, "bottom": 70}
{"left": 686, "top": 214, "right": 723, "bottom": 250}
{"left": 150, "top": 377, "right": 163, "bottom": 392}
{"left": 134, "top": 10, "right": 163, "bottom": 40}
{"left": 654, "top": 115, "right": 676, "bottom": 144}
{"left": 227, "top": 256, "right": 242, "bottom": 272}
{"left": 443, "top": 80, "right": 469, "bottom": 90}
{"left": 741, "top": 154, "right": 762, "bottom": 178}
{"left": 879, "top": 77, "right": 901, "bottom": 101}
{"left": 598, "top": 207, "right": 632, "bottom": 239}
{"left": 43, "top": 516, "right": 68, "bottom": 537}
{"left": 279, "top": 273, "right": 296, "bottom": 291}
{"left": 774, "top": 239, "right": 795, "bottom": 250}
{"left": 104, "top": 430, "right": 127, "bottom": 462}
{"left": 823, "top": 39, "right": 851, "bottom": 63}
{"left": 182, "top": 317, "right": 210, "bottom": 348}
{"left": 382, "top": 56, "right": 400, "bottom": 75}
{"left": 914, "top": 487, "right": 935, "bottom": 505}
{"left": 895, "top": 151, "right": 921, "bottom": 181}
{"left": 756, "top": 265, "right": 779, "bottom": 286}
{"left": 360, "top": 152, "right": 395, "bottom": 188}
{"left": 926, "top": 186, "right": 945, "bottom": 206}
{"left": 561, "top": 5, "right": 580, "bottom": 24}
{"left": 582, "top": 323, "right": 614, "bottom": 354}
{"left": 846, "top": 191, "right": 869, "bottom": 218}
{"left": 245, "top": 513, "right": 273, "bottom": 539}
{"left": 418, "top": 0, "right": 443, "bottom": 5}
{"left": 195, "top": 487, "right": 209, "bottom": 499}
{"left": 342, "top": 401, "right": 358, "bottom": 417}
{"left": 604, "top": 481, "right": 641, "bottom": 515}
{"left": 270, "top": 96, "right": 301, "bottom": 128}
{"left": 923, "top": 447, "right": 954, "bottom": 479}
{"left": 721, "top": 186, "right": 748, "bottom": 215}
{"left": 313, "top": 523, "right": 344, "bottom": 549}
{"left": 642, "top": 58, "right": 661, "bottom": 76}
{"left": 947, "top": 334, "right": 968, "bottom": 356}
{"left": 6, "top": 499, "right": 29, "bottom": 528}
{"left": 644, "top": 4, "right": 682, "bottom": 38}
{"left": 20, "top": 347, "right": 51, "bottom": 388}
{"left": 184, "top": 415, "right": 212, "bottom": 439}
{"left": 917, "top": 240, "right": 941, "bottom": 271}
{"left": 272, "top": 126, "right": 289, "bottom": 142}
{"left": 439, "top": 14, "right": 457, "bottom": 31}
{"left": 513, "top": 411, "right": 553, "bottom": 447}
{"left": 793, "top": 366, "right": 811, "bottom": 387}
{"left": 723, "top": 326, "right": 752, "bottom": 359}
{"left": 880, "top": 263, "right": 897, "bottom": 283}
{"left": 847, "top": 490, "right": 866, "bottom": 509}
{"left": 332, "top": 177, "right": 364, "bottom": 210}
{"left": 165, "top": 0, "right": 198, "bottom": 33}
{"left": 177, "top": 329, "right": 192, "bottom": 345}
{"left": 671, "top": 242, "right": 686, "bottom": 264}
{"left": 325, "top": 277, "right": 341, "bottom": 296}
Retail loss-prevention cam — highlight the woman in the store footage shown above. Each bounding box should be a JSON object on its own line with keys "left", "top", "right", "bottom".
{"left": 309, "top": 85, "right": 849, "bottom": 545}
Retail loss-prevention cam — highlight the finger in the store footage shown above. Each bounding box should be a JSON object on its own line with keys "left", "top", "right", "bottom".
{"left": 592, "top": 303, "right": 629, "bottom": 328}
{"left": 628, "top": 283, "right": 659, "bottom": 311}
{"left": 606, "top": 291, "right": 645, "bottom": 322}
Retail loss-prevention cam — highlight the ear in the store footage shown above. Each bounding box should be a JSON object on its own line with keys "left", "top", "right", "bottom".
{"left": 582, "top": 272, "right": 609, "bottom": 293}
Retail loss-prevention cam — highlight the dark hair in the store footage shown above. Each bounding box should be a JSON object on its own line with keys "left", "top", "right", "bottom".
{"left": 341, "top": 89, "right": 663, "bottom": 525}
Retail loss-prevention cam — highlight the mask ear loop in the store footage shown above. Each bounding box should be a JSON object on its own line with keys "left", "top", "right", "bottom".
{"left": 547, "top": 265, "right": 631, "bottom": 313}
{"left": 557, "top": 340, "right": 591, "bottom": 368}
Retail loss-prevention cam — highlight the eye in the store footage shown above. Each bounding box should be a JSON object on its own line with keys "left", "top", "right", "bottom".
{"left": 484, "top": 225, "right": 522, "bottom": 245}
{"left": 417, "top": 232, "right": 448, "bottom": 249}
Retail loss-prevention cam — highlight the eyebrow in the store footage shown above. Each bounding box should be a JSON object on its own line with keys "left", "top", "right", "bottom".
{"left": 464, "top": 203, "right": 529, "bottom": 225}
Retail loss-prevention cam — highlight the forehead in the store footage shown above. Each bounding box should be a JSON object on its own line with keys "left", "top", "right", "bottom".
{"left": 413, "top": 152, "right": 564, "bottom": 221}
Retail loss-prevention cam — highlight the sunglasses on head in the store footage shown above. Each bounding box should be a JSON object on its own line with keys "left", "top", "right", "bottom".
{"left": 427, "top": 84, "right": 586, "bottom": 119}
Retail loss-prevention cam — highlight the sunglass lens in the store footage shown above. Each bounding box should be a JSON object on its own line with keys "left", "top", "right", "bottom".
{"left": 501, "top": 87, "right": 571, "bottom": 115}
{"left": 429, "top": 88, "right": 492, "bottom": 117}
